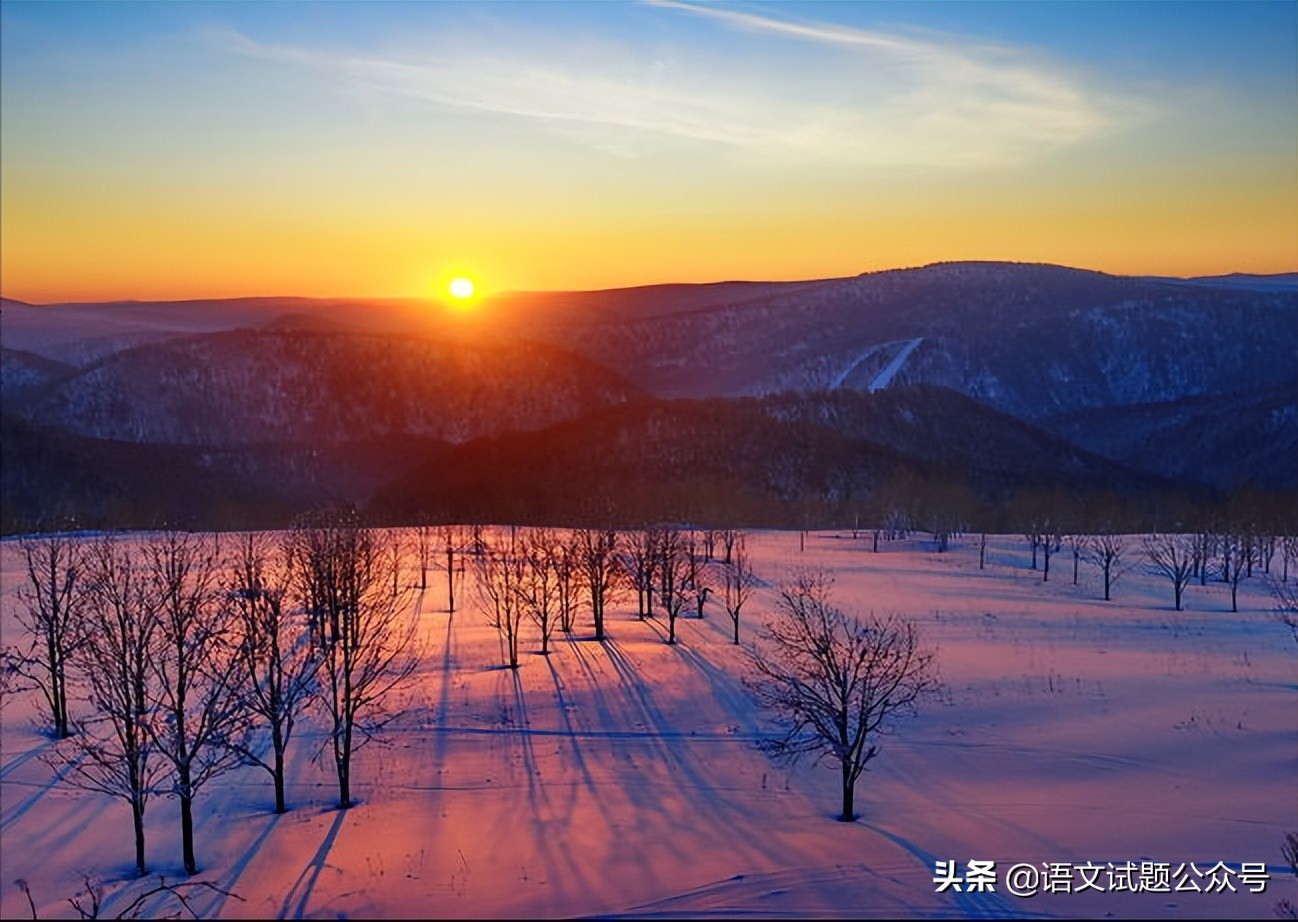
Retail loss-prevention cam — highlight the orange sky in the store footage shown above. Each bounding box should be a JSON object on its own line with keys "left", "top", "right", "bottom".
{"left": 2, "top": 2, "right": 1294, "bottom": 303}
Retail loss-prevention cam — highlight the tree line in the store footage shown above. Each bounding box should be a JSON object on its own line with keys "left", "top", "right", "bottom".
{"left": 469, "top": 525, "right": 759, "bottom": 664}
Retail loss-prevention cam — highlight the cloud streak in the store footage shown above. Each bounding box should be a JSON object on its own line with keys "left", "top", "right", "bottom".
{"left": 213, "top": 4, "right": 1144, "bottom": 169}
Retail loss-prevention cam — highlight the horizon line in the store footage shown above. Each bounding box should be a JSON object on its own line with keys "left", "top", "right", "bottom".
{"left": 4, "top": 259, "right": 1297, "bottom": 307}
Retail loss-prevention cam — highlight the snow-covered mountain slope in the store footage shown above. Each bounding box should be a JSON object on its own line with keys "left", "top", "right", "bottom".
{"left": 502, "top": 262, "right": 1296, "bottom": 419}
{"left": 1041, "top": 381, "right": 1298, "bottom": 492}
{"left": 17, "top": 328, "right": 644, "bottom": 446}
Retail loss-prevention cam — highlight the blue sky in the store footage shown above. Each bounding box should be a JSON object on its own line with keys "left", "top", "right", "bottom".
{"left": 2, "top": 1, "right": 1294, "bottom": 300}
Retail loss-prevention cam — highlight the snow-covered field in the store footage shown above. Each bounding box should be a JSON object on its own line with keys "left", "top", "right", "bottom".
{"left": 1, "top": 530, "right": 1294, "bottom": 919}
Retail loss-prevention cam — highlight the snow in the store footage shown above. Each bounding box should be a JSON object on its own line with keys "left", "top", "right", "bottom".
{"left": 866, "top": 338, "right": 923, "bottom": 392}
{"left": 1, "top": 530, "right": 1294, "bottom": 919}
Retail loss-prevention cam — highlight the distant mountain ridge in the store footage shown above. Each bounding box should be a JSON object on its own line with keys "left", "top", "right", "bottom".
{"left": 370, "top": 385, "right": 1185, "bottom": 530}
{"left": 498, "top": 262, "right": 1296, "bottom": 418}
{"left": 3, "top": 261, "right": 1294, "bottom": 531}
{"left": 14, "top": 328, "right": 644, "bottom": 446}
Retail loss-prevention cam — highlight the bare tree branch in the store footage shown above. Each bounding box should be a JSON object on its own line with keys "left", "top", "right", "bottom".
{"left": 746, "top": 570, "right": 939, "bottom": 822}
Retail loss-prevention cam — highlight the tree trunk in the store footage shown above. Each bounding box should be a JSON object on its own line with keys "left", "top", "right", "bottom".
{"left": 733, "top": 618, "right": 740, "bottom": 645}
{"left": 337, "top": 754, "right": 352, "bottom": 809}
{"left": 273, "top": 728, "right": 287, "bottom": 814}
{"left": 132, "top": 798, "right": 147, "bottom": 877}
{"left": 839, "top": 766, "right": 855, "bottom": 822}
{"left": 446, "top": 549, "right": 455, "bottom": 613}
{"left": 1072, "top": 552, "right": 1079, "bottom": 585}
{"left": 181, "top": 790, "right": 197, "bottom": 875}
{"left": 53, "top": 667, "right": 69, "bottom": 738}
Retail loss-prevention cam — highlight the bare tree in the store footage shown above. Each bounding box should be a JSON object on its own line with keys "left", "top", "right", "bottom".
{"left": 978, "top": 532, "right": 987, "bottom": 570}
{"left": 1258, "top": 531, "right": 1277, "bottom": 576}
{"left": 1144, "top": 533, "right": 1196, "bottom": 611}
{"left": 294, "top": 514, "right": 418, "bottom": 809}
{"left": 11, "top": 534, "right": 86, "bottom": 738}
{"left": 701, "top": 529, "right": 718, "bottom": 561}
{"left": 927, "top": 512, "right": 954, "bottom": 553}
{"left": 657, "top": 528, "right": 691, "bottom": 644}
{"left": 577, "top": 528, "right": 619, "bottom": 641}
{"left": 476, "top": 532, "right": 528, "bottom": 668}
{"left": 414, "top": 524, "right": 435, "bottom": 592}
{"left": 440, "top": 525, "right": 471, "bottom": 614}
{"left": 883, "top": 508, "right": 910, "bottom": 540}
{"left": 747, "top": 571, "right": 938, "bottom": 822}
{"left": 1024, "top": 523, "right": 1042, "bottom": 570}
{"left": 1220, "top": 532, "right": 1254, "bottom": 613}
{"left": 54, "top": 537, "right": 164, "bottom": 877}
{"left": 719, "top": 529, "right": 739, "bottom": 565}
{"left": 1064, "top": 533, "right": 1087, "bottom": 586}
{"left": 1281, "top": 534, "right": 1297, "bottom": 583}
{"left": 1040, "top": 522, "right": 1061, "bottom": 582}
{"left": 16, "top": 874, "right": 242, "bottom": 921}
{"left": 554, "top": 532, "right": 580, "bottom": 634}
{"left": 1193, "top": 528, "right": 1216, "bottom": 586}
{"left": 685, "top": 533, "right": 711, "bottom": 618}
{"left": 626, "top": 528, "right": 659, "bottom": 620}
{"left": 1087, "top": 532, "right": 1126, "bottom": 601}
{"left": 720, "top": 535, "right": 757, "bottom": 645}
{"left": 518, "top": 530, "right": 561, "bottom": 655}
{"left": 229, "top": 532, "right": 318, "bottom": 814}
{"left": 143, "top": 531, "right": 248, "bottom": 875}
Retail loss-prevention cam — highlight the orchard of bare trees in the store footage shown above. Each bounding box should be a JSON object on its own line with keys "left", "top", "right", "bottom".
{"left": 4, "top": 513, "right": 421, "bottom": 877}
{"left": 6, "top": 515, "right": 1287, "bottom": 889}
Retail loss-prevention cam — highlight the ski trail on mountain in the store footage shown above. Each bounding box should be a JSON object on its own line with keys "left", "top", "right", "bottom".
{"left": 866, "top": 337, "right": 923, "bottom": 391}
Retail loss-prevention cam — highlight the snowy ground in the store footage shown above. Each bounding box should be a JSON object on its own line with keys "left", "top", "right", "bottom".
{"left": 1, "top": 530, "right": 1294, "bottom": 919}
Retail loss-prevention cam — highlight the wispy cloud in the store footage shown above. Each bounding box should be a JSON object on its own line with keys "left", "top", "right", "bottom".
{"left": 211, "top": 3, "right": 1145, "bottom": 170}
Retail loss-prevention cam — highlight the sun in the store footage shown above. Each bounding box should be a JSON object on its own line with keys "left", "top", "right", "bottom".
{"left": 448, "top": 277, "right": 475, "bottom": 300}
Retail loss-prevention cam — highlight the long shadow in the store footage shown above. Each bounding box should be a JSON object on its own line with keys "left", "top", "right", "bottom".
{"left": 562, "top": 636, "right": 673, "bottom": 822}
{"left": 858, "top": 820, "right": 1038, "bottom": 920}
{"left": 544, "top": 656, "right": 596, "bottom": 792}
{"left": 600, "top": 637, "right": 787, "bottom": 867}
{"left": 0, "top": 753, "right": 84, "bottom": 831}
{"left": 507, "top": 665, "right": 580, "bottom": 901}
{"left": 643, "top": 617, "right": 760, "bottom": 734}
{"left": 278, "top": 807, "right": 347, "bottom": 920}
{"left": 509, "top": 667, "right": 548, "bottom": 817}
{"left": 542, "top": 653, "right": 624, "bottom": 842}
{"left": 0, "top": 740, "right": 54, "bottom": 781}
{"left": 605, "top": 861, "right": 950, "bottom": 920}
{"left": 201, "top": 811, "right": 283, "bottom": 919}
{"left": 402, "top": 724, "right": 747, "bottom": 741}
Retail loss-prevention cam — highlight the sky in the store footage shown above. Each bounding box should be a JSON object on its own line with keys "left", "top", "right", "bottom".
{"left": 1, "top": 0, "right": 1295, "bottom": 302}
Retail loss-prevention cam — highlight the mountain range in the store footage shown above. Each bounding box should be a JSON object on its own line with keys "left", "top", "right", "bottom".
{"left": 3, "top": 262, "right": 1294, "bottom": 533}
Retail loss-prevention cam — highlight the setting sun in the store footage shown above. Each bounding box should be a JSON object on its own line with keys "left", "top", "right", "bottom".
{"left": 449, "top": 277, "right": 475, "bottom": 300}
